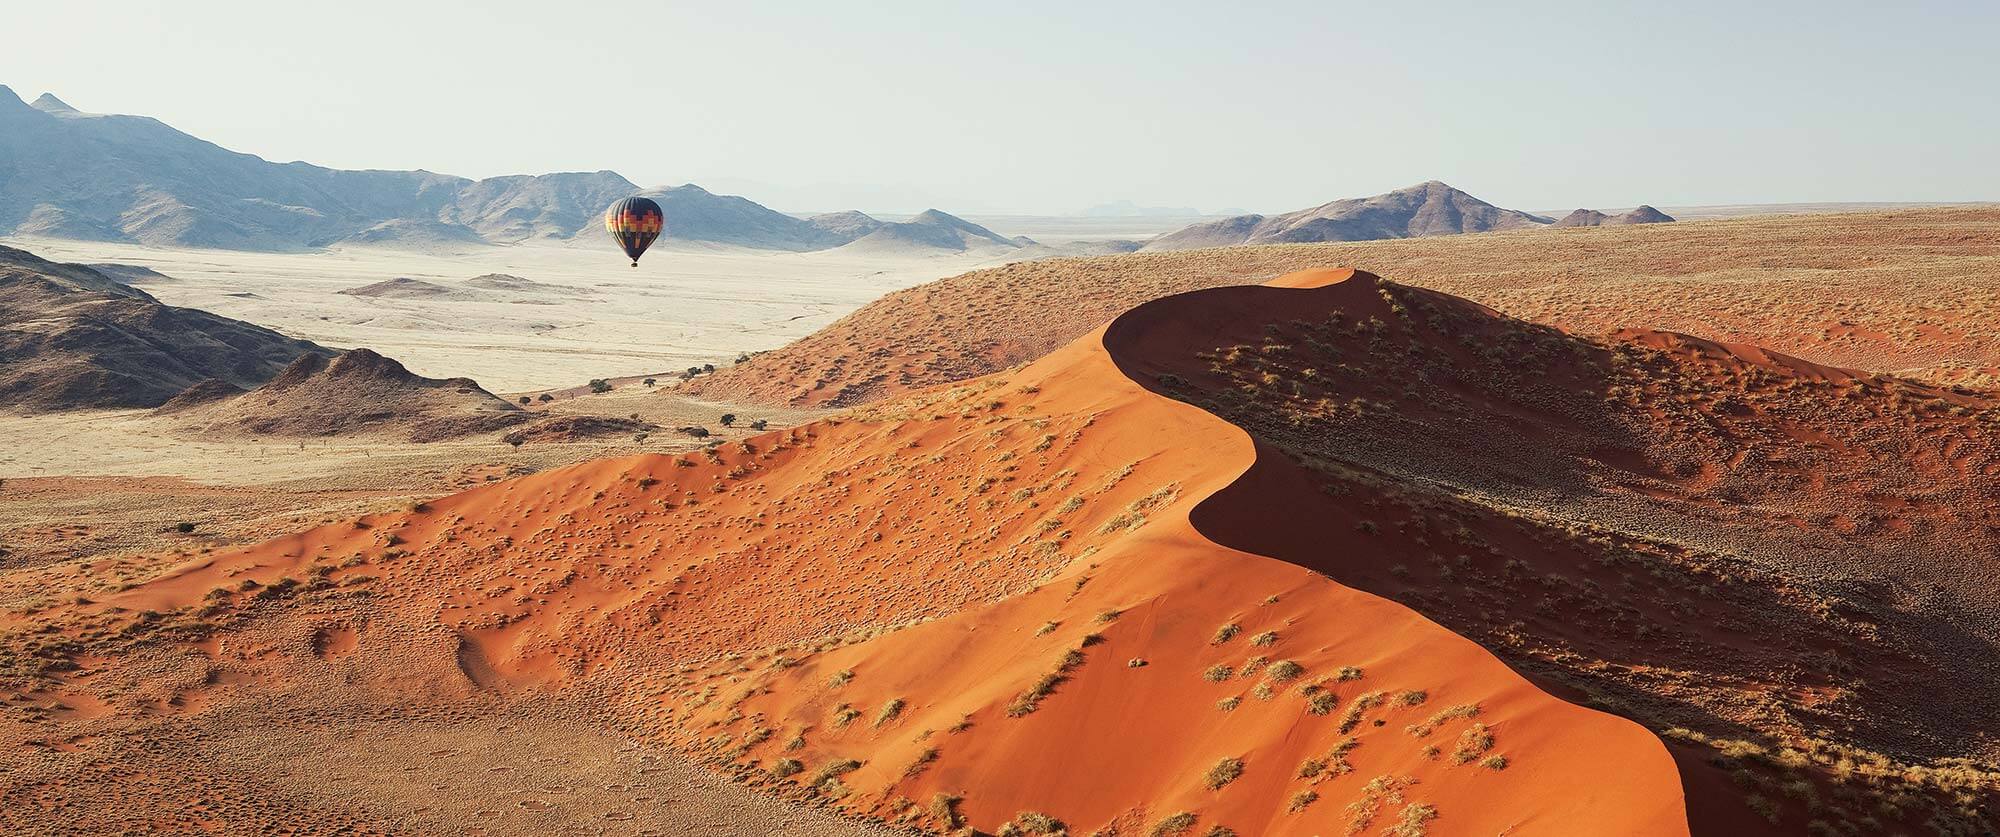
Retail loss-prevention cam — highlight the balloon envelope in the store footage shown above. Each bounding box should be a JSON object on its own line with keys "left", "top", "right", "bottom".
{"left": 605, "top": 197, "right": 663, "bottom": 265}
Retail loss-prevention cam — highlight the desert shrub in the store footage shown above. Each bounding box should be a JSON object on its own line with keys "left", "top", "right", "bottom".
{"left": 1307, "top": 690, "right": 1339, "bottom": 715}
{"left": 1212, "top": 623, "right": 1241, "bottom": 644}
{"left": 1451, "top": 723, "right": 1495, "bottom": 764}
{"left": 903, "top": 747, "right": 939, "bottom": 778}
{"left": 1289, "top": 789, "right": 1319, "bottom": 812}
{"left": 1015, "top": 811, "right": 1066, "bottom": 834}
{"left": 810, "top": 758, "right": 861, "bottom": 791}
{"left": 1389, "top": 803, "right": 1438, "bottom": 836}
{"left": 1266, "top": 660, "right": 1305, "bottom": 682}
{"left": 770, "top": 758, "right": 803, "bottom": 778}
{"left": 929, "top": 793, "right": 964, "bottom": 828}
{"left": 1250, "top": 631, "right": 1278, "bottom": 647}
{"left": 1151, "top": 812, "right": 1197, "bottom": 836}
{"left": 1204, "top": 757, "right": 1245, "bottom": 789}
{"left": 589, "top": 379, "right": 612, "bottom": 393}
{"left": 1406, "top": 704, "right": 1480, "bottom": 738}
{"left": 1203, "top": 664, "right": 1234, "bottom": 682}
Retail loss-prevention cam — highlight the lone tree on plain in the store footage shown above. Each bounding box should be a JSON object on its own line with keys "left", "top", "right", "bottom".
{"left": 720, "top": 413, "right": 737, "bottom": 427}
{"left": 517, "top": 395, "right": 531, "bottom": 405}
{"left": 749, "top": 419, "right": 768, "bottom": 431}
{"left": 643, "top": 378, "right": 657, "bottom": 387}
{"left": 589, "top": 379, "right": 613, "bottom": 394}
{"left": 537, "top": 393, "right": 554, "bottom": 403}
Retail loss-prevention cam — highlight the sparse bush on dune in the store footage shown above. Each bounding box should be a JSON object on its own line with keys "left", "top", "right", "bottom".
{"left": 1203, "top": 757, "right": 1245, "bottom": 790}
{"left": 1151, "top": 811, "right": 1198, "bottom": 836}
{"left": 929, "top": 793, "right": 964, "bottom": 829}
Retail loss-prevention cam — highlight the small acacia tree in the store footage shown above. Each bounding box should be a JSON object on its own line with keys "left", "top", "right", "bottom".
{"left": 720, "top": 413, "right": 737, "bottom": 427}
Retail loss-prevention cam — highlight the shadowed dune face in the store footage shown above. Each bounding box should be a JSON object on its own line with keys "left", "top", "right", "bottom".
{"left": 9, "top": 270, "right": 1998, "bottom": 833}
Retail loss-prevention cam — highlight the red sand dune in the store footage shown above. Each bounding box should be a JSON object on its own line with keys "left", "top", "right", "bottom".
{"left": 23, "top": 269, "right": 1680, "bottom": 835}
{"left": 17, "top": 268, "right": 1999, "bottom": 834}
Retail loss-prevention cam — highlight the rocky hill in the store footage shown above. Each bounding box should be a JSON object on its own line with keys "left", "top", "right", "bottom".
{"left": 834, "top": 209, "right": 1023, "bottom": 255}
{"left": 1554, "top": 205, "right": 1677, "bottom": 227}
{"left": 1141, "top": 181, "right": 1552, "bottom": 251}
{"left": 169, "top": 348, "right": 527, "bottom": 441}
{"left": 0, "top": 244, "right": 330, "bottom": 411}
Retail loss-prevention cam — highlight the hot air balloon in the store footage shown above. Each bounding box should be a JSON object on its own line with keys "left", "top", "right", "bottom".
{"left": 605, "top": 197, "right": 664, "bottom": 267}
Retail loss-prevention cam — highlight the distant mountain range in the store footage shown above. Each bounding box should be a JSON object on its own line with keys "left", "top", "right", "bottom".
{"left": 0, "top": 87, "right": 1678, "bottom": 256}
{"left": 0, "top": 86, "right": 1024, "bottom": 255}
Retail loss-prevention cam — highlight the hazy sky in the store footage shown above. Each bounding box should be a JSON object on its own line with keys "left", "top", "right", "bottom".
{"left": 9, "top": 1, "right": 1997, "bottom": 214}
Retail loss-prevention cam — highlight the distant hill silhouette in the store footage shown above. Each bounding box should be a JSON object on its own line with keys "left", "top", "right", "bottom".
{"left": 337, "top": 277, "right": 481, "bottom": 301}
{"left": 834, "top": 209, "right": 1022, "bottom": 255}
{"left": 1142, "top": 181, "right": 1552, "bottom": 250}
{"left": 1553, "top": 205, "right": 1677, "bottom": 227}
